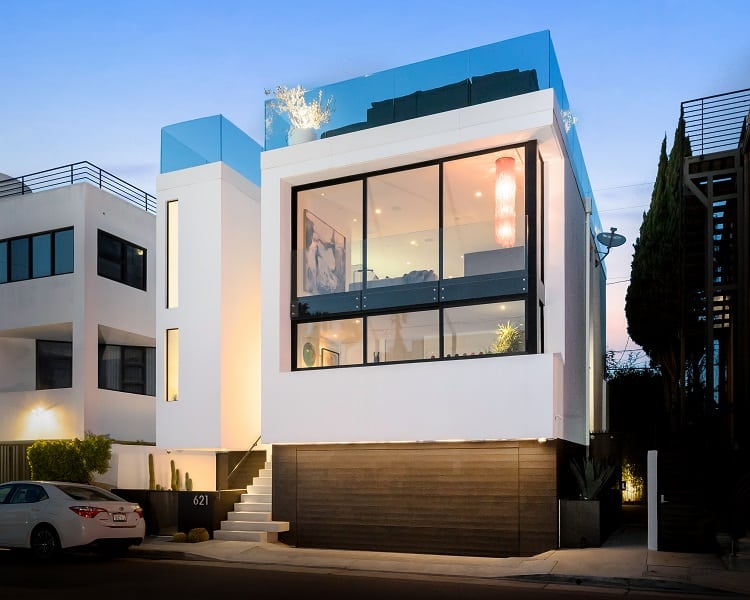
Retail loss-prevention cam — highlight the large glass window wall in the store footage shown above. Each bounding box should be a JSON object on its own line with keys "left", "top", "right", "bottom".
{"left": 291, "top": 143, "right": 539, "bottom": 369}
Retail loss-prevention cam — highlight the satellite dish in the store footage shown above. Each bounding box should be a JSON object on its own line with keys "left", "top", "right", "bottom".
{"left": 596, "top": 228, "right": 626, "bottom": 249}
{"left": 595, "top": 227, "right": 626, "bottom": 265}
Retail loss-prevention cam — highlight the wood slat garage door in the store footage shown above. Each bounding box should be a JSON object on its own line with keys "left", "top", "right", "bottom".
{"left": 274, "top": 441, "right": 563, "bottom": 557}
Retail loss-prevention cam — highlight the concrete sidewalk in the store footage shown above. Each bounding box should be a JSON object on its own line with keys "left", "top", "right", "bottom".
{"left": 129, "top": 525, "right": 750, "bottom": 597}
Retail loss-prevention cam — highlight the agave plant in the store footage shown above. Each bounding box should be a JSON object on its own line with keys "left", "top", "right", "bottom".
{"left": 570, "top": 457, "right": 616, "bottom": 500}
{"left": 489, "top": 321, "right": 523, "bottom": 354}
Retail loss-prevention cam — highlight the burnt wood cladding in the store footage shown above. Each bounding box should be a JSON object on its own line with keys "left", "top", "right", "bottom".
{"left": 273, "top": 440, "right": 562, "bottom": 557}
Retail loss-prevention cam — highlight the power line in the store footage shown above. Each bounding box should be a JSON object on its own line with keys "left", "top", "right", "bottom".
{"left": 593, "top": 181, "right": 654, "bottom": 192}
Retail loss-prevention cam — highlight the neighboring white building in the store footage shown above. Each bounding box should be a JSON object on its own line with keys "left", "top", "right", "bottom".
{"left": 0, "top": 164, "right": 156, "bottom": 454}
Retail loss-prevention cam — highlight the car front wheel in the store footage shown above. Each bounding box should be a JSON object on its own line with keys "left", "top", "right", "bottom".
{"left": 29, "top": 525, "right": 60, "bottom": 561}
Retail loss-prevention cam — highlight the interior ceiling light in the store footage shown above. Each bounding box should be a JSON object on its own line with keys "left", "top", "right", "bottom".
{"left": 494, "top": 157, "right": 516, "bottom": 247}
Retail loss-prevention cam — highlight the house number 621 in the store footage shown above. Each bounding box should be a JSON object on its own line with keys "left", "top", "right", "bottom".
{"left": 192, "top": 494, "right": 209, "bottom": 506}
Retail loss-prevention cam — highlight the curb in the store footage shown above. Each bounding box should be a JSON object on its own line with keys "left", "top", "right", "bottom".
{"left": 508, "top": 574, "right": 741, "bottom": 596}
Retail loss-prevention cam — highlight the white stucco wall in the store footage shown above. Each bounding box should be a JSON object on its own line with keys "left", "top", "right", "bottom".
{"left": 261, "top": 89, "right": 590, "bottom": 445}
{"left": 0, "top": 183, "right": 156, "bottom": 443}
{"left": 155, "top": 163, "right": 261, "bottom": 451}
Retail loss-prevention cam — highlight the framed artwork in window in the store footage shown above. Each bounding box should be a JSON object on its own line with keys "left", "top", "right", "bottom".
{"left": 303, "top": 210, "right": 346, "bottom": 294}
{"left": 321, "top": 347, "right": 339, "bottom": 367}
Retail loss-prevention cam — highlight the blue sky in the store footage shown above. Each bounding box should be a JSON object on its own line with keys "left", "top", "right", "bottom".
{"left": 2, "top": 0, "right": 748, "bottom": 357}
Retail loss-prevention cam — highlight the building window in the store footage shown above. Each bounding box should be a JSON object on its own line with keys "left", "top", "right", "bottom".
{"left": 0, "top": 227, "right": 73, "bottom": 285}
{"left": 443, "top": 301, "right": 525, "bottom": 357}
{"left": 291, "top": 143, "right": 538, "bottom": 369}
{"left": 98, "top": 344, "right": 155, "bottom": 396}
{"left": 167, "top": 200, "right": 178, "bottom": 308}
{"left": 97, "top": 229, "right": 146, "bottom": 290}
{"left": 36, "top": 340, "right": 72, "bottom": 389}
{"left": 166, "top": 329, "right": 179, "bottom": 401}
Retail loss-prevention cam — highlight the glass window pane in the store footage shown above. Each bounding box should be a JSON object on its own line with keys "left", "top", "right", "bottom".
{"left": 367, "top": 310, "right": 439, "bottom": 363}
{"left": 0, "top": 241, "right": 7, "bottom": 283}
{"left": 32, "top": 233, "right": 52, "bottom": 278}
{"left": 98, "top": 345, "right": 122, "bottom": 390}
{"left": 296, "top": 318, "right": 363, "bottom": 368}
{"left": 166, "top": 329, "right": 179, "bottom": 401}
{"left": 366, "top": 165, "right": 438, "bottom": 287}
{"left": 54, "top": 229, "right": 74, "bottom": 274}
{"left": 443, "top": 148, "right": 526, "bottom": 279}
{"left": 124, "top": 244, "right": 146, "bottom": 290}
{"left": 296, "top": 181, "right": 362, "bottom": 297}
{"left": 443, "top": 301, "right": 525, "bottom": 357}
{"left": 98, "top": 231, "right": 122, "bottom": 280}
{"left": 10, "top": 237, "right": 29, "bottom": 281}
{"left": 167, "top": 200, "right": 178, "bottom": 307}
{"left": 37, "top": 340, "right": 72, "bottom": 389}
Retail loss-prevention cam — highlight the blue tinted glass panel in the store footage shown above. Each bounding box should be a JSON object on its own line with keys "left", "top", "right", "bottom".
{"left": 0, "top": 241, "right": 7, "bottom": 282}
{"left": 54, "top": 229, "right": 74, "bottom": 274}
{"left": 32, "top": 233, "right": 52, "bottom": 277}
{"left": 10, "top": 238, "right": 29, "bottom": 281}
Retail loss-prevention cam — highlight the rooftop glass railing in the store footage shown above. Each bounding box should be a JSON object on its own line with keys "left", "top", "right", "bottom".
{"left": 160, "top": 115, "right": 262, "bottom": 187}
{"left": 264, "top": 30, "right": 603, "bottom": 245}
{"left": 0, "top": 162, "right": 156, "bottom": 213}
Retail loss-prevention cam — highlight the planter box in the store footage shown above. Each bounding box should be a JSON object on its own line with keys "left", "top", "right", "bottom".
{"left": 113, "top": 489, "right": 242, "bottom": 538}
{"left": 560, "top": 491, "right": 622, "bottom": 548}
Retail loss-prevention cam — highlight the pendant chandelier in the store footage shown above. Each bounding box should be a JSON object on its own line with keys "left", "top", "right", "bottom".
{"left": 494, "top": 156, "right": 516, "bottom": 247}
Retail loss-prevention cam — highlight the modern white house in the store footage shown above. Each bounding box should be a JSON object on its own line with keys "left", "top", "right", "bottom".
{"left": 152, "top": 30, "right": 609, "bottom": 555}
{"left": 259, "top": 30, "right": 607, "bottom": 556}
{"left": 0, "top": 164, "right": 157, "bottom": 474}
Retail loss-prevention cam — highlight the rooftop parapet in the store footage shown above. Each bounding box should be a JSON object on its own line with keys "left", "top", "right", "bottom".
{"left": 160, "top": 115, "right": 262, "bottom": 187}
{"left": 0, "top": 161, "right": 156, "bottom": 213}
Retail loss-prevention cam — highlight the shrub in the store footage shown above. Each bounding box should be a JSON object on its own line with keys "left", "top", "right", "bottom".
{"left": 187, "top": 527, "right": 209, "bottom": 543}
{"left": 27, "top": 432, "right": 112, "bottom": 483}
{"left": 172, "top": 532, "right": 187, "bottom": 543}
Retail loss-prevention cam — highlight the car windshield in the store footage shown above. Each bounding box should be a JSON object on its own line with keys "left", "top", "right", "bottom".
{"left": 55, "top": 484, "right": 125, "bottom": 502}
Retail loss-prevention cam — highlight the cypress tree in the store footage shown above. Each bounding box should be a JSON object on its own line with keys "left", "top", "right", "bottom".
{"left": 625, "top": 116, "right": 691, "bottom": 435}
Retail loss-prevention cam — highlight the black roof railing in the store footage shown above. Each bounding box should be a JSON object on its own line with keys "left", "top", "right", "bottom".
{"left": 0, "top": 161, "right": 156, "bottom": 213}
{"left": 681, "top": 88, "right": 750, "bottom": 157}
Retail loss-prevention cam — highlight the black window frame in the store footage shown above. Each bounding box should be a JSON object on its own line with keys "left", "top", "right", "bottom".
{"left": 98, "top": 343, "right": 156, "bottom": 396}
{"left": 290, "top": 141, "right": 541, "bottom": 370}
{"left": 0, "top": 226, "right": 74, "bottom": 285}
{"left": 97, "top": 229, "right": 147, "bottom": 291}
{"left": 36, "top": 340, "right": 73, "bottom": 390}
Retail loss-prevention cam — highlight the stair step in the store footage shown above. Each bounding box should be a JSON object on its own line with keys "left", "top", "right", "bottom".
{"left": 253, "top": 476, "right": 272, "bottom": 486}
{"left": 227, "top": 511, "right": 270, "bottom": 522}
{"left": 233, "top": 502, "right": 272, "bottom": 512}
{"left": 219, "top": 520, "right": 289, "bottom": 533}
{"left": 213, "top": 530, "right": 277, "bottom": 543}
{"left": 243, "top": 488, "right": 271, "bottom": 499}
{"left": 240, "top": 492, "right": 271, "bottom": 503}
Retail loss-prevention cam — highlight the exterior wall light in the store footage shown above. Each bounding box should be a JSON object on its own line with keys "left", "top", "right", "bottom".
{"left": 494, "top": 157, "right": 517, "bottom": 247}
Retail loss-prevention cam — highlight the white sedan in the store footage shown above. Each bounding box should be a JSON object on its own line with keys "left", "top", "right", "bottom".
{"left": 0, "top": 480, "right": 145, "bottom": 560}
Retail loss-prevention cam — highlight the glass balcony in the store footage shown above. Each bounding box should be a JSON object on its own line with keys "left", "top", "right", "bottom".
{"left": 160, "top": 115, "right": 262, "bottom": 186}
{"left": 265, "top": 30, "right": 603, "bottom": 249}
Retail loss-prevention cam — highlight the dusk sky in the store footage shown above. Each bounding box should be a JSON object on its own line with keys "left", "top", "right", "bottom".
{"left": 2, "top": 0, "right": 748, "bottom": 361}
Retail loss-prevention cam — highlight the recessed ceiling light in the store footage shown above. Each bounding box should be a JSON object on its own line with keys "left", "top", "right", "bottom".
{"left": 475, "top": 191, "right": 482, "bottom": 198}
{"left": 374, "top": 208, "right": 382, "bottom": 214}
{"left": 410, "top": 240, "right": 417, "bottom": 246}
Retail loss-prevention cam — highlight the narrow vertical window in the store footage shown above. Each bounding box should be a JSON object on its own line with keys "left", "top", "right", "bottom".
{"left": 167, "top": 200, "right": 178, "bottom": 307}
{"left": 54, "top": 229, "right": 74, "bottom": 274}
{"left": 0, "top": 241, "right": 7, "bottom": 283}
{"left": 10, "top": 237, "right": 29, "bottom": 281}
{"left": 32, "top": 233, "right": 52, "bottom": 278}
{"left": 166, "top": 329, "right": 179, "bottom": 401}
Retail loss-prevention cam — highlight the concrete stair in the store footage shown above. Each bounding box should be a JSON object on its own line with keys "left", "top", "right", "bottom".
{"left": 213, "top": 462, "right": 290, "bottom": 543}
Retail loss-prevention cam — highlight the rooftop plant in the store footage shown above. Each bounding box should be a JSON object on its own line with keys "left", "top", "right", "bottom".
{"left": 265, "top": 84, "right": 333, "bottom": 130}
